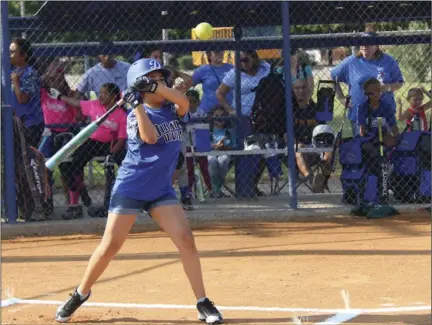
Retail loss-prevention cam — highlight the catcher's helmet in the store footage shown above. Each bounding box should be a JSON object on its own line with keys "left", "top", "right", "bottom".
{"left": 312, "top": 124, "right": 335, "bottom": 148}
{"left": 127, "top": 58, "right": 171, "bottom": 90}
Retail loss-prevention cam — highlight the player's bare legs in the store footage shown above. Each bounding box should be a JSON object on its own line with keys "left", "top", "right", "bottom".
{"left": 78, "top": 213, "right": 137, "bottom": 294}
{"left": 55, "top": 213, "right": 136, "bottom": 323}
{"left": 151, "top": 204, "right": 205, "bottom": 299}
{"left": 151, "top": 204, "right": 223, "bottom": 324}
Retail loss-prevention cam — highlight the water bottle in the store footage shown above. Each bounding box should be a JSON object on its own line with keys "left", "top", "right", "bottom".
{"left": 412, "top": 114, "right": 421, "bottom": 131}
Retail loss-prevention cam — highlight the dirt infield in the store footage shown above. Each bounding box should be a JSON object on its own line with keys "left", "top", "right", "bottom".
{"left": 2, "top": 213, "right": 431, "bottom": 324}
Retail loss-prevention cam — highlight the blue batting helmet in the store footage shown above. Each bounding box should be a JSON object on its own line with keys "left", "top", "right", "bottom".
{"left": 127, "top": 58, "right": 171, "bottom": 89}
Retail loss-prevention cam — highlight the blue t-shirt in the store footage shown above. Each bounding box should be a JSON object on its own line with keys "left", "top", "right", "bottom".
{"left": 11, "top": 65, "right": 44, "bottom": 127}
{"left": 331, "top": 53, "right": 404, "bottom": 121}
{"left": 357, "top": 100, "right": 396, "bottom": 135}
{"left": 222, "top": 61, "right": 271, "bottom": 116}
{"left": 192, "top": 64, "right": 234, "bottom": 114}
{"left": 112, "top": 103, "right": 189, "bottom": 201}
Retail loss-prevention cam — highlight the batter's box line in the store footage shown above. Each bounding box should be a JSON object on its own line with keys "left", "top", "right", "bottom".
{"left": 2, "top": 297, "right": 430, "bottom": 314}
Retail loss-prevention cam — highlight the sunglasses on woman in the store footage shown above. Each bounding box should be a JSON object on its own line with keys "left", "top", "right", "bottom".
{"left": 240, "top": 57, "right": 250, "bottom": 63}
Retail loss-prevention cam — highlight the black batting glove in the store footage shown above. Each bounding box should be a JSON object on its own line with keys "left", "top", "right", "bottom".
{"left": 123, "top": 88, "right": 142, "bottom": 109}
{"left": 133, "top": 76, "right": 158, "bottom": 93}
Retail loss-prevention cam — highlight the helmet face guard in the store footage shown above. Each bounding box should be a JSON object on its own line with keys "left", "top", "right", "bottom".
{"left": 313, "top": 133, "right": 335, "bottom": 148}
{"left": 312, "top": 124, "right": 335, "bottom": 148}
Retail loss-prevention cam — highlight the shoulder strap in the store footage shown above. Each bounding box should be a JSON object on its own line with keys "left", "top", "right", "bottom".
{"left": 210, "top": 65, "right": 221, "bottom": 85}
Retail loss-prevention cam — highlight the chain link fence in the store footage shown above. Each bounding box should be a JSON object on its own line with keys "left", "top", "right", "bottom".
{"left": 1, "top": 1, "right": 431, "bottom": 223}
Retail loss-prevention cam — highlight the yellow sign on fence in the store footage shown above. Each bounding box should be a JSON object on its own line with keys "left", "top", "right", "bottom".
{"left": 191, "top": 27, "right": 281, "bottom": 66}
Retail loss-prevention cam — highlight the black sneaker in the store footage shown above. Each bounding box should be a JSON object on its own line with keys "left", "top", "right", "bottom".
{"left": 80, "top": 188, "right": 92, "bottom": 207}
{"left": 55, "top": 289, "right": 90, "bottom": 323}
{"left": 61, "top": 206, "right": 84, "bottom": 220}
{"left": 181, "top": 196, "right": 194, "bottom": 211}
{"left": 197, "top": 298, "right": 223, "bottom": 324}
{"left": 87, "top": 206, "right": 108, "bottom": 218}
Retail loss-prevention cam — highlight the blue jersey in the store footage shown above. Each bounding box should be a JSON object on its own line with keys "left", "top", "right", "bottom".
{"left": 10, "top": 65, "right": 44, "bottom": 127}
{"left": 357, "top": 99, "right": 396, "bottom": 134}
{"left": 112, "top": 103, "right": 189, "bottom": 201}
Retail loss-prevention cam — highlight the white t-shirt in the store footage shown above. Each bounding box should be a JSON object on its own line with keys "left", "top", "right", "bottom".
{"left": 222, "top": 61, "right": 271, "bottom": 116}
{"left": 76, "top": 60, "right": 131, "bottom": 95}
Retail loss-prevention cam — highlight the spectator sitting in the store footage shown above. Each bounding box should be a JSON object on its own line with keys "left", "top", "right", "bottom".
{"left": 208, "top": 105, "right": 234, "bottom": 198}
{"left": 10, "top": 38, "right": 44, "bottom": 147}
{"left": 184, "top": 89, "right": 214, "bottom": 197}
{"left": 357, "top": 78, "right": 399, "bottom": 148}
{"left": 292, "top": 79, "right": 332, "bottom": 193}
{"left": 75, "top": 40, "right": 131, "bottom": 97}
{"left": 397, "top": 87, "right": 431, "bottom": 131}
{"left": 186, "top": 89, "right": 206, "bottom": 119}
{"left": 40, "top": 59, "right": 81, "bottom": 214}
{"left": 184, "top": 51, "right": 234, "bottom": 115}
{"left": 52, "top": 83, "right": 127, "bottom": 220}
{"left": 276, "top": 47, "right": 314, "bottom": 103}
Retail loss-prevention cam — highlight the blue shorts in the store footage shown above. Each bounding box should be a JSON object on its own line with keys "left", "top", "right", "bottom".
{"left": 108, "top": 192, "right": 179, "bottom": 215}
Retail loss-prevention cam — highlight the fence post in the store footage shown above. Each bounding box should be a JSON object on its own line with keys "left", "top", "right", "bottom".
{"left": 281, "top": 1, "right": 298, "bottom": 209}
{"left": 1, "top": 1, "right": 18, "bottom": 223}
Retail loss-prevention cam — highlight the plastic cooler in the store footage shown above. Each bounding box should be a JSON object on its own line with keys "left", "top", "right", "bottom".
{"left": 188, "top": 123, "right": 212, "bottom": 152}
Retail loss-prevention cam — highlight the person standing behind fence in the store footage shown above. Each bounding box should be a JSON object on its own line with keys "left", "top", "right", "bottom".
{"left": 9, "top": 38, "right": 44, "bottom": 148}
{"left": 52, "top": 83, "right": 127, "bottom": 220}
{"left": 75, "top": 40, "right": 131, "bottom": 97}
{"left": 331, "top": 31, "right": 404, "bottom": 136}
{"left": 184, "top": 51, "right": 233, "bottom": 115}
{"left": 216, "top": 50, "right": 271, "bottom": 196}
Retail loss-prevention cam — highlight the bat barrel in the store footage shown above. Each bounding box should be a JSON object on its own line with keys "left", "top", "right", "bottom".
{"left": 45, "top": 123, "right": 97, "bottom": 170}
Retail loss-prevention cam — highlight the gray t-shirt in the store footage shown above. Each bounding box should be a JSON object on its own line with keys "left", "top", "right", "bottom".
{"left": 76, "top": 60, "right": 131, "bottom": 95}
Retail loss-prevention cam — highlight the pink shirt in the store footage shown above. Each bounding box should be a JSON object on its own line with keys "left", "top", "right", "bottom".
{"left": 40, "top": 88, "right": 77, "bottom": 132}
{"left": 80, "top": 100, "right": 127, "bottom": 143}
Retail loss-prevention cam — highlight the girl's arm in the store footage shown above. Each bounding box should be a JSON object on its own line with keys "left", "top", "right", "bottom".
{"left": 155, "top": 83, "right": 189, "bottom": 117}
{"left": 57, "top": 93, "right": 82, "bottom": 109}
{"left": 134, "top": 104, "right": 158, "bottom": 144}
{"left": 396, "top": 98, "right": 412, "bottom": 121}
{"left": 123, "top": 88, "right": 159, "bottom": 144}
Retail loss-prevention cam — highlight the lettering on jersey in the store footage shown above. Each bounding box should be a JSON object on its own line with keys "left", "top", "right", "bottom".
{"left": 155, "top": 120, "right": 183, "bottom": 143}
{"left": 47, "top": 102, "right": 67, "bottom": 112}
{"left": 97, "top": 114, "right": 119, "bottom": 131}
{"left": 368, "top": 117, "right": 387, "bottom": 128}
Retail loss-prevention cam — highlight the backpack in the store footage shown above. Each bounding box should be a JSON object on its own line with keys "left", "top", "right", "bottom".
{"left": 316, "top": 80, "right": 335, "bottom": 122}
{"left": 13, "top": 116, "right": 50, "bottom": 220}
{"left": 339, "top": 134, "right": 379, "bottom": 206}
{"left": 390, "top": 130, "right": 431, "bottom": 203}
{"left": 250, "top": 69, "right": 288, "bottom": 136}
